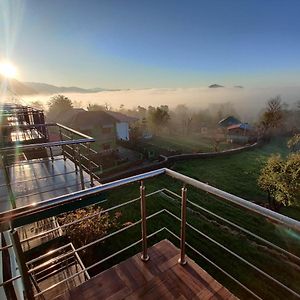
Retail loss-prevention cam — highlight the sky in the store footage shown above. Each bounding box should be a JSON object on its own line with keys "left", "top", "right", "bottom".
{"left": 1, "top": 0, "right": 300, "bottom": 89}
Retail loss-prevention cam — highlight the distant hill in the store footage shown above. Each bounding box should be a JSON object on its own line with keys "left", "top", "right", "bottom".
{"left": 234, "top": 85, "right": 244, "bottom": 89}
{"left": 0, "top": 76, "right": 37, "bottom": 95}
{"left": 209, "top": 84, "right": 224, "bottom": 88}
{"left": 24, "top": 82, "right": 109, "bottom": 94}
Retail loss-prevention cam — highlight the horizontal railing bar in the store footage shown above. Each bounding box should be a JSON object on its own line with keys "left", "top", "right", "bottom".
{"left": 64, "top": 150, "right": 99, "bottom": 169}
{"left": 34, "top": 255, "right": 76, "bottom": 277}
{"left": 57, "top": 123, "right": 95, "bottom": 140}
{"left": 164, "top": 209, "right": 300, "bottom": 298}
{"left": 20, "top": 189, "right": 163, "bottom": 244}
{"left": 28, "top": 209, "right": 165, "bottom": 268}
{"left": 33, "top": 228, "right": 165, "bottom": 298}
{"left": 0, "top": 171, "right": 78, "bottom": 187}
{"left": 2, "top": 167, "right": 299, "bottom": 236}
{"left": 186, "top": 222, "right": 300, "bottom": 298}
{"left": 0, "top": 168, "right": 166, "bottom": 227}
{"left": 0, "top": 243, "right": 13, "bottom": 251}
{"left": 164, "top": 227, "right": 262, "bottom": 300}
{"left": 1, "top": 138, "right": 95, "bottom": 152}
{"left": 36, "top": 261, "right": 77, "bottom": 283}
{"left": 186, "top": 198, "right": 300, "bottom": 264}
{"left": 165, "top": 169, "right": 300, "bottom": 233}
{"left": 0, "top": 123, "right": 56, "bottom": 129}
{"left": 70, "top": 243, "right": 91, "bottom": 280}
{"left": 10, "top": 179, "right": 91, "bottom": 200}
{"left": 29, "top": 251, "right": 76, "bottom": 275}
{"left": 0, "top": 275, "right": 22, "bottom": 287}
{"left": 4, "top": 157, "right": 65, "bottom": 167}
{"left": 27, "top": 243, "right": 73, "bottom": 266}
{"left": 162, "top": 188, "right": 300, "bottom": 264}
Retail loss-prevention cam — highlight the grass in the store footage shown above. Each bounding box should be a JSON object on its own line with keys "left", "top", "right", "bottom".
{"left": 64, "top": 137, "right": 300, "bottom": 299}
{"left": 87, "top": 173, "right": 300, "bottom": 300}
{"left": 174, "top": 137, "right": 290, "bottom": 203}
{"left": 144, "top": 133, "right": 236, "bottom": 154}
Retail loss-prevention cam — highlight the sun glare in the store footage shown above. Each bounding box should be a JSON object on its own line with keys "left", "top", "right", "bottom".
{"left": 0, "top": 62, "right": 17, "bottom": 79}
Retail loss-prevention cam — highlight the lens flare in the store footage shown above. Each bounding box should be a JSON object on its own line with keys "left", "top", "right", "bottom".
{"left": 0, "top": 62, "right": 17, "bottom": 78}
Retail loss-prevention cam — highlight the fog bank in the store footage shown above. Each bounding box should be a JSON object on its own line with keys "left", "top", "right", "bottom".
{"left": 22, "top": 86, "right": 300, "bottom": 121}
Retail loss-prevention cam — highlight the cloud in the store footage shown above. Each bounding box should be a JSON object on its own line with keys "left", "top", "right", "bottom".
{"left": 21, "top": 86, "right": 300, "bottom": 121}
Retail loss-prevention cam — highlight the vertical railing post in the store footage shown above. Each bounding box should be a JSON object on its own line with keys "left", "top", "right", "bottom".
{"left": 10, "top": 229, "right": 34, "bottom": 300}
{"left": 178, "top": 186, "right": 187, "bottom": 265}
{"left": 58, "top": 127, "right": 66, "bottom": 161}
{"left": 140, "top": 181, "right": 149, "bottom": 262}
{"left": 49, "top": 146, "right": 54, "bottom": 162}
{"left": 0, "top": 155, "right": 16, "bottom": 209}
{"left": 87, "top": 143, "right": 94, "bottom": 187}
{"left": 71, "top": 134, "right": 78, "bottom": 173}
{"left": 76, "top": 146, "right": 85, "bottom": 190}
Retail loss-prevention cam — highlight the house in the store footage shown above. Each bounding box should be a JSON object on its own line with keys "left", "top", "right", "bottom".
{"left": 227, "top": 123, "right": 257, "bottom": 144}
{"left": 70, "top": 110, "right": 138, "bottom": 152}
{"left": 105, "top": 111, "right": 138, "bottom": 141}
{"left": 70, "top": 111, "right": 117, "bottom": 151}
{"left": 218, "top": 116, "right": 241, "bottom": 128}
{"left": 56, "top": 108, "right": 86, "bottom": 125}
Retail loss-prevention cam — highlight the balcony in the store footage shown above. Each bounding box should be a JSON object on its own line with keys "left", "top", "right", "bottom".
{"left": 0, "top": 168, "right": 300, "bottom": 300}
{"left": 1, "top": 120, "right": 102, "bottom": 212}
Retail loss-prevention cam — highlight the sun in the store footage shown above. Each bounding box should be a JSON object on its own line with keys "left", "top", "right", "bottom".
{"left": 0, "top": 62, "right": 17, "bottom": 79}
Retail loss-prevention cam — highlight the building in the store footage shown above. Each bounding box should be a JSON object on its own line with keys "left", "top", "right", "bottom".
{"left": 0, "top": 104, "right": 299, "bottom": 300}
{"left": 227, "top": 123, "right": 257, "bottom": 144}
{"left": 69, "top": 110, "right": 138, "bottom": 152}
{"left": 218, "top": 116, "right": 241, "bottom": 128}
{"left": 105, "top": 110, "right": 138, "bottom": 141}
{"left": 70, "top": 110, "right": 117, "bottom": 152}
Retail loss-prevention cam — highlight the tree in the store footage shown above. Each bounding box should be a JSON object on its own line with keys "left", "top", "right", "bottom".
{"left": 258, "top": 153, "right": 300, "bottom": 209}
{"left": 87, "top": 103, "right": 105, "bottom": 111}
{"left": 260, "top": 96, "right": 283, "bottom": 137}
{"left": 47, "top": 94, "right": 73, "bottom": 120}
{"left": 175, "top": 104, "right": 193, "bottom": 135}
{"left": 148, "top": 106, "right": 170, "bottom": 135}
{"left": 30, "top": 100, "right": 44, "bottom": 110}
{"left": 58, "top": 205, "right": 121, "bottom": 261}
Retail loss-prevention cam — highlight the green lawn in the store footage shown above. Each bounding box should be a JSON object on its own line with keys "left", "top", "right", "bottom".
{"left": 174, "top": 137, "right": 290, "bottom": 203}
{"left": 144, "top": 134, "right": 236, "bottom": 154}
{"left": 91, "top": 172, "right": 300, "bottom": 300}
{"left": 67, "top": 137, "right": 300, "bottom": 299}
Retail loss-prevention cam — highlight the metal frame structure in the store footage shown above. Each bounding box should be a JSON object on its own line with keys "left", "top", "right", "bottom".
{"left": 0, "top": 168, "right": 299, "bottom": 299}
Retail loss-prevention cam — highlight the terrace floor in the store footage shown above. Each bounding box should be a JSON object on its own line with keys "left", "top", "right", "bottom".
{"left": 57, "top": 240, "right": 237, "bottom": 300}
{"left": 0, "top": 155, "right": 98, "bottom": 212}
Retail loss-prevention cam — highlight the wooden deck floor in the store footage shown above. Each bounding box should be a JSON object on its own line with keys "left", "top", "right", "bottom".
{"left": 57, "top": 240, "right": 237, "bottom": 300}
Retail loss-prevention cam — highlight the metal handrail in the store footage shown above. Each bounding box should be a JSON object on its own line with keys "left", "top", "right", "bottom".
{"left": 0, "top": 123, "right": 94, "bottom": 141}
{"left": 165, "top": 168, "right": 300, "bottom": 233}
{"left": 164, "top": 227, "right": 262, "bottom": 300}
{"left": 0, "top": 168, "right": 165, "bottom": 229}
{"left": 1, "top": 138, "right": 95, "bottom": 152}
{"left": 20, "top": 189, "right": 163, "bottom": 244}
{"left": 2, "top": 167, "right": 300, "bottom": 299}
{"left": 164, "top": 209, "right": 300, "bottom": 298}
{"left": 162, "top": 188, "right": 300, "bottom": 263}
{"left": 1, "top": 168, "right": 300, "bottom": 233}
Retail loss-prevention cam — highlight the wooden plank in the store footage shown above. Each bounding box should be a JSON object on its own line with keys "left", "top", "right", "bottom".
{"left": 56, "top": 240, "right": 237, "bottom": 300}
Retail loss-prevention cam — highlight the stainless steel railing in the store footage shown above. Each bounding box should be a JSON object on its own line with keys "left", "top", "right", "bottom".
{"left": 0, "top": 123, "right": 102, "bottom": 209}
{"left": 0, "top": 168, "right": 300, "bottom": 299}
